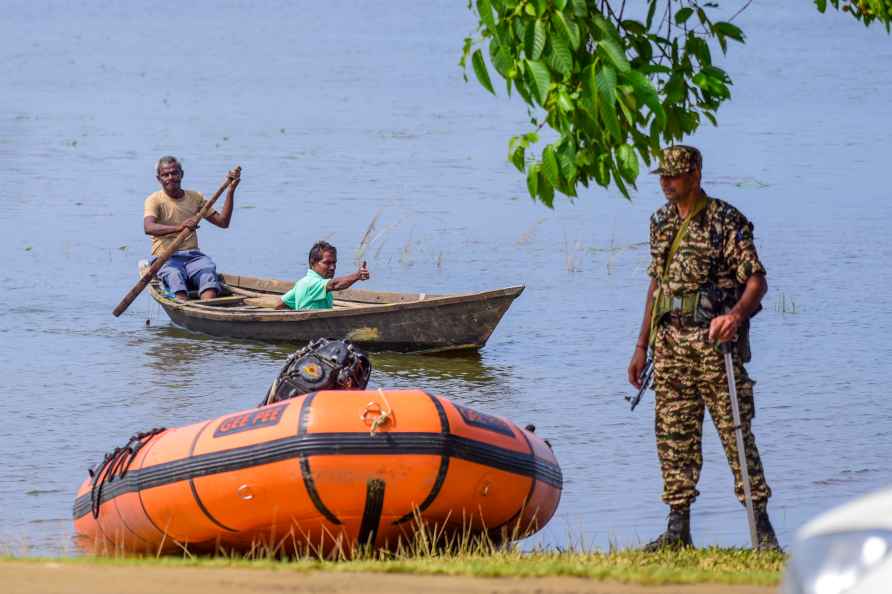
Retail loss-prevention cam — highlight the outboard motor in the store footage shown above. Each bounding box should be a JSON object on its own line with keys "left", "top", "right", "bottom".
{"left": 261, "top": 338, "right": 371, "bottom": 406}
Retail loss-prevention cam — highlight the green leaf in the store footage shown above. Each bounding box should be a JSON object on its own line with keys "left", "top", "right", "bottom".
{"left": 459, "top": 36, "right": 473, "bottom": 71}
{"left": 685, "top": 35, "right": 712, "bottom": 66}
{"left": 621, "top": 19, "right": 647, "bottom": 35}
{"left": 598, "top": 38, "right": 631, "bottom": 73}
{"left": 596, "top": 67, "right": 623, "bottom": 143}
{"left": 525, "top": 18, "right": 547, "bottom": 59}
{"left": 472, "top": 49, "right": 496, "bottom": 94}
{"left": 712, "top": 22, "right": 746, "bottom": 43}
{"left": 557, "top": 142, "right": 577, "bottom": 181}
{"left": 675, "top": 7, "right": 694, "bottom": 25}
{"left": 646, "top": 1, "right": 658, "bottom": 29}
{"left": 815, "top": 0, "right": 827, "bottom": 13}
{"left": 581, "top": 64, "right": 600, "bottom": 116}
{"left": 623, "top": 69, "right": 666, "bottom": 128}
{"left": 525, "top": 59, "right": 551, "bottom": 105}
{"left": 527, "top": 164, "right": 540, "bottom": 198}
{"left": 599, "top": 100, "right": 623, "bottom": 144}
{"left": 697, "top": 7, "right": 711, "bottom": 26}
{"left": 511, "top": 145, "right": 525, "bottom": 172}
{"left": 616, "top": 144, "right": 639, "bottom": 183}
{"left": 570, "top": 0, "right": 588, "bottom": 18}
{"left": 514, "top": 17, "right": 527, "bottom": 40}
{"left": 541, "top": 145, "right": 561, "bottom": 187}
{"left": 477, "top": 0, "right": 496, "bottom": 31}
{"left": 553, "top": 12, "right": 580, "bottom": 50}
{"left": 665, "top": 74, "right": 686, "bottom": 104}
{"left": 492, "top": 45, "right": 515, "bottom": 77}
{"left": 556, "top": 89, "right": 575, "bottom": 112}
{"left": 577, "top": 106, "right": 601, "bottom": 142}
{"left": 617, "top": 91, "right": 637, "bottom": 127}
{"left": 612, "top": 162, "right": 632, "bottom": 198}
{"left": 596, "top": 64, "right": 617, "bottom": 99}
{"left": 693, "top": 70, "right": 731, "bottom": 99}
{"left": 594, "top": 154, "right": 611, "bottom": 187}
{"left": 553, "top": 0, "right": 567, "bottom": 10}
{"left": 592, "top": 13, "right": 622, "bottom": 44}
{"left": 548, "top": 35, "right": 573, "bottom": 76}
{"left": 537, "top": 172, "right": 555, "bottom": 208}
{"left": 702, "top": 65, "right": 731, "bottom": 84}
{"left": 513, "top": 72, "right": 534, "bottom": 105}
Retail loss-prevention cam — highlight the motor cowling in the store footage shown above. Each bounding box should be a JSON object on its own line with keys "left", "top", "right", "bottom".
{"left": 262, "top": 338, "right": 371, "bottom": 406}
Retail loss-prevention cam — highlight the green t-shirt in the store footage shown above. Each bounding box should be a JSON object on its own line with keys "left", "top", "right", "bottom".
{"left": 281, "top": 269, "right": 333, "bottom": 310}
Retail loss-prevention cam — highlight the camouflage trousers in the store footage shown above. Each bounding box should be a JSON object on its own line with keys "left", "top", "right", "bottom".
{"left": 652, "top": 322, "right": 772, "bottom": 509}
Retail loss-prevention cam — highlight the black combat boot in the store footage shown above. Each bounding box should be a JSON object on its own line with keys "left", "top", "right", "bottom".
{"left": 754, "top": 502, "right": 781, "bottom": 552}
{"left": 644, "top": 506, "right": 693, "bottom": 551}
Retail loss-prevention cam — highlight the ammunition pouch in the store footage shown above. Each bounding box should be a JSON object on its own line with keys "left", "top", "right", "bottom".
{"left": 694, "top": 285, "right": 725, "bottom": 325}
{"left": 736, "top": 319, "right": 753, "bottom": 363}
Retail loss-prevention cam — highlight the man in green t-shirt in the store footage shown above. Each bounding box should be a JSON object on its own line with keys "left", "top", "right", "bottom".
{"left": 277, "top": 241, "right": 370, "bottom": 310}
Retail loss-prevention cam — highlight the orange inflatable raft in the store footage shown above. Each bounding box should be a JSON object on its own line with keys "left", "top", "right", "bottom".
{"left": 73, "top": 389, "right": 562, "bottom": 555}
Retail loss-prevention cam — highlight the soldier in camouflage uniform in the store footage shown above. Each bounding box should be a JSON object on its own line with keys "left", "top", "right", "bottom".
{"left": 627, "top": 146, "right": 780, "bottom": 551}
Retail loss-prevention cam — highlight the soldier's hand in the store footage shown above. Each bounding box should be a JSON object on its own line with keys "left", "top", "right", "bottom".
{"left": 709, "top": 312, "right": 742, "bottom": 343}
{"left": 628, "top": 347, "right": 647, "bottom": 389}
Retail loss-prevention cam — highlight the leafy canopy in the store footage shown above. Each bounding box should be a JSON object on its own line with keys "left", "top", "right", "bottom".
{"left": 460, "top": 0, "right": 892, "bottom": 206}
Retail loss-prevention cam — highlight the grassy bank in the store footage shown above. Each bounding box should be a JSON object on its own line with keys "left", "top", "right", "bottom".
{"left": 2, "top": 548, "right": 786, "bottom": 587}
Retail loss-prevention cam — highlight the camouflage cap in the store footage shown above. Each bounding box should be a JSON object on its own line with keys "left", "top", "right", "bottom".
{"left": 650, "top": 145, "right": 702, "bottom": 176}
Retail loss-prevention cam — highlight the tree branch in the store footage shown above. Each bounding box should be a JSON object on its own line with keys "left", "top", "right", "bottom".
{"left": 729, "top": 0, "right": 754, "bottom": 22}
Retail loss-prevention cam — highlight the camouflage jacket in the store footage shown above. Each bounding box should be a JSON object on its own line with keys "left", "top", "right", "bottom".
{"left": 647, "top": 195, "right": 766, "bottom": 298}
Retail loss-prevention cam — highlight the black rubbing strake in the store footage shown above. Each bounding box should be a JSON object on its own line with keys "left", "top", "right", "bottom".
{"left": 72, "top": 432, "right": 563, "bottom": 519}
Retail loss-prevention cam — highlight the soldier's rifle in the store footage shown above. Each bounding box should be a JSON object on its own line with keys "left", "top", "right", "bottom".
{"left": 720, "top": 340, "right": 759, "bottom": 549}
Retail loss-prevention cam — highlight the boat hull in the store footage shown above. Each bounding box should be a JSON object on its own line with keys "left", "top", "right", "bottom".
{"left": 141, "top": 268, "right": 523, "bottom": 353}
{"left": 158, "top": 291, "right": 520, "bottom": 352}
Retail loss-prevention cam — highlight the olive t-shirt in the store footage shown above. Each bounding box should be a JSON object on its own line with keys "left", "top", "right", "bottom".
{"left": 143, "top": 190, "right": 208, "bottom": 256}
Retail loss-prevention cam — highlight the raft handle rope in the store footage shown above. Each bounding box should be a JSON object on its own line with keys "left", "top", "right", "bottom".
{"left": 89, "top": 427, "right": 166, "bottom": 518}
{"left": 362, "top": 389, "right": 394, "bottom": 437}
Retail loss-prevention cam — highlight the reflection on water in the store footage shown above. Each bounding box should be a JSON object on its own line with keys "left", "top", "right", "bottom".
{"left": 2, "top": 1, "right": 892, "bottom": 556}
{"left": 372, "top": 351, "right": 505, "bottom": 385}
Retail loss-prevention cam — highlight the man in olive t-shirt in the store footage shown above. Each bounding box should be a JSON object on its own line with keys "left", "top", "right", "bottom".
{"left": 143, "top": 156, "right": 240, "bottom": 301}
{"left": 276, "top": 241, "right": 370, "bottom": 310}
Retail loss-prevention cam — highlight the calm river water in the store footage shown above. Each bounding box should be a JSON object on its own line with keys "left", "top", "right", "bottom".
{"left": 2, "top": 1, "right": 891, "bottom": 555}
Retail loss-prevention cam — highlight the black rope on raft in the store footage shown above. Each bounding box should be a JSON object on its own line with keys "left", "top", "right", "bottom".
{"left": 89, "top": 427, "right": 166, "bottom": 519}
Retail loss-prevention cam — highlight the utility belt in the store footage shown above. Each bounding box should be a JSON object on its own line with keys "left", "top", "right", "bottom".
{"left": 651, "top": 287, "right": 720, "bottom": 327}
{"left": 649, "top": 285, "right": 753, "bottom": 362}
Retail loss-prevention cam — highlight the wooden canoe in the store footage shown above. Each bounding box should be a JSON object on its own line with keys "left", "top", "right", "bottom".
{"left": 139, "top": 264, "right": 524, "bottom": 353}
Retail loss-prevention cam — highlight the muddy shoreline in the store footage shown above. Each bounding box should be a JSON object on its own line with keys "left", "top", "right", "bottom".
{"left": 2, "top": 561, "right": 777, "bottom": 594}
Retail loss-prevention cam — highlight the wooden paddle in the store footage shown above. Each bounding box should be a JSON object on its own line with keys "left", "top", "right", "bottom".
{"left": 112, "top": 169, "right": 239, "bottom": 317}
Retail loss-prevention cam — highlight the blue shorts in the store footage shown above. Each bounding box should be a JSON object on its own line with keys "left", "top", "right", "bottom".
{"left": 152, "top": 250, "right": 221, "bottom": 296}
